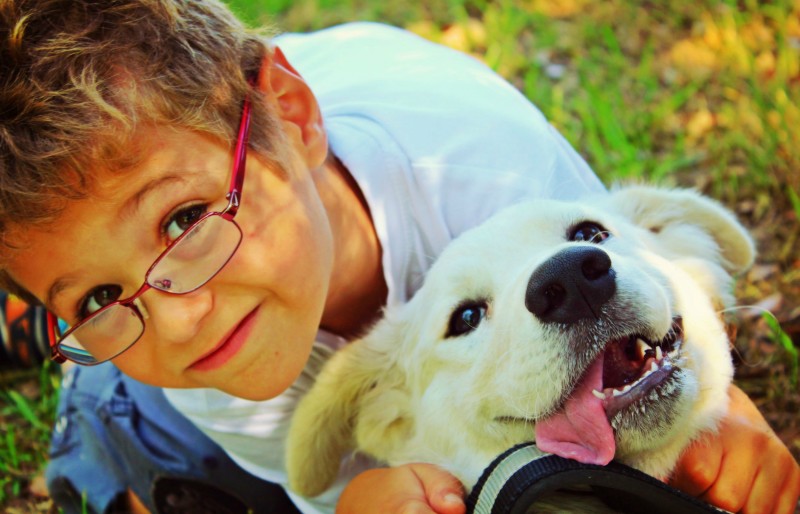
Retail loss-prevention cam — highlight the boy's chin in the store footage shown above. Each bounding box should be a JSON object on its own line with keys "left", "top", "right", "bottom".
{"left": 211, "top": 362, "right": 310, "bottom": 401}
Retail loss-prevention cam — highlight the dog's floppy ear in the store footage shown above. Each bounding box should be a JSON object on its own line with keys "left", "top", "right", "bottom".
{"left": 608, "top": 185, "right": 755, "bottom": 274}
{"left": 286, "top": 318, "right": 412, "bottom": 497}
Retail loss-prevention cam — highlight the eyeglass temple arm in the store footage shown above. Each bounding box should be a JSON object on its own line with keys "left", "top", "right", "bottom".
{"left": 47, "top": 311, "right": 67, "bottom": 363}
{"left": 225, "top": 77, "right": 256, "bottom": 217}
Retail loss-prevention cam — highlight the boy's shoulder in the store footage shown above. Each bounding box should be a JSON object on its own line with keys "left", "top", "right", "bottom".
{"left": 275, "top": 22, "right": 490, "bottom": 93}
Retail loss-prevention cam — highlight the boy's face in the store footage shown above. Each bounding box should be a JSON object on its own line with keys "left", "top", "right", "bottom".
{"left": 5, "top": 122, "right": 335, "bottom": 400}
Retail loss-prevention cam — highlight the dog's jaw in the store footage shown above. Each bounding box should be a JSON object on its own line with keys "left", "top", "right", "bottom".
{"left": 600, "top": 317, "right": 685, "bottom": 420}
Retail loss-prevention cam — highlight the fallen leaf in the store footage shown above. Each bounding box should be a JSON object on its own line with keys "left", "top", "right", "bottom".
{"left": 29, "top": 473, "right": 49, "bottom": 498}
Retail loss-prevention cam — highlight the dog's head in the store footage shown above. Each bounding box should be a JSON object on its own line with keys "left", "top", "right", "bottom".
{"left": 287, "top": 186, "right": 755, "bottom": 496}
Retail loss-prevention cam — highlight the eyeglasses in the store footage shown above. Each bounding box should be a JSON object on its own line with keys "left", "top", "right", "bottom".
{"left": 47, "top": 85, "right": 254, "bottom": 366}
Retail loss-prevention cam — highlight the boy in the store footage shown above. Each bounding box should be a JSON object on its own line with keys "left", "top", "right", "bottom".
{"left": 1, "top": 1, "right": 798, "bottom": 513}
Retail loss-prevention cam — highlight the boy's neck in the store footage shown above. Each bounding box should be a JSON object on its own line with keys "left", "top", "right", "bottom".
{"left": 315, "top": 153, "right": 387, "bottom": 340}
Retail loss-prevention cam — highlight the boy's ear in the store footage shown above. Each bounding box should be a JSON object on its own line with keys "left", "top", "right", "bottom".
{"left": 286, "top": 325, "right": 412, "bottom": 497}
{"left": 257, "top": 46, "right": 327, "bottom": 168}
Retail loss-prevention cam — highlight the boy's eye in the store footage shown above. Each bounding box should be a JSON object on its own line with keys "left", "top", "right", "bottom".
{"left": 80, "top": 285, "right": 123, "bottom": 319}
{"left": 163, "top": 204, "right": 209, "bottom": 244}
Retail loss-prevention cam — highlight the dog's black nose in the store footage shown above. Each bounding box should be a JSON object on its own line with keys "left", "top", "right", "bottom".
{"left": 525, "top": 246, "right": 616, "bottom": 324}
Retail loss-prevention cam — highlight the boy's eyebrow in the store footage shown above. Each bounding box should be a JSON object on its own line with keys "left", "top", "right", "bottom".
{"left": 120, "top": 174, "right": 190, "bottom": 220}
{"left": 46, "top": 275, "right": 77, "bottom": 313}
{"left": 46, "top": 174, "right": 193, "bottom": 311}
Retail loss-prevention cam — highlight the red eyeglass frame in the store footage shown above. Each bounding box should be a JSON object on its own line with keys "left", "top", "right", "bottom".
{"left": 47, "top": 78, "right": 255, "bottom": 364}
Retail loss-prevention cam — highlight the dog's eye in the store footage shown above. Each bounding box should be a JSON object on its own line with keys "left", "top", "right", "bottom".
{"left": 447, "top": 301, "right": 488, "bottom": 337}
{"left": 569, "top": 221, "right": 610, "bottom": 243}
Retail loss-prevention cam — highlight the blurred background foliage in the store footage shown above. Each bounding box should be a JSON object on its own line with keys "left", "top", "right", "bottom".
{"left": 230, "top": 0, "right": 800, "bottom": 200}
{"left": 2, "top": 1, "right": 799, "bottom": 511}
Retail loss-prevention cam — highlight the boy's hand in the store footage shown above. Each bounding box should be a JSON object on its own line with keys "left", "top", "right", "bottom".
{"left": 337, "top": 463, "right": 466, "bottom": 514}
{"left": 669, "top": 384, "right": 800, "bottom": 514}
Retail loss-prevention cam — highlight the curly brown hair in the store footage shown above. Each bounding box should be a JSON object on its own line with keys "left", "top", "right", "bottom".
{"left": 0, "top": 0, "right": 284, "bottom": 300}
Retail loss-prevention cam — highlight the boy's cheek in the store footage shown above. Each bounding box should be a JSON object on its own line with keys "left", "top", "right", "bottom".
{"left": 111, "top": 347, "right": 183, "bottom": 388}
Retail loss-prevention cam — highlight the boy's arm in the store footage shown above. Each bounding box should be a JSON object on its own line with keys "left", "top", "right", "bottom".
{"left": 669, "top": 384, "right": 800, "bottom": 514}
{"left": 336, "top": 463, "right": 465, "bottom": 514}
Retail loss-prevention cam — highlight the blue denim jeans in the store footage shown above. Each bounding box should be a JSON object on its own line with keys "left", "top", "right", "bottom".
{"left": 46, "top": 363, "right": 300, "bottom": 514}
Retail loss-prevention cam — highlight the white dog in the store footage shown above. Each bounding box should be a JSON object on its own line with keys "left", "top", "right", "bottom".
{"left": 287, "top": 186, "right": 755, "bottom": 508}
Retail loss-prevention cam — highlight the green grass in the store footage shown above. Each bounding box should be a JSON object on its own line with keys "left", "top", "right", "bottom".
{"left": 0, "top": 361, "right": 60, "bottom": 506}
{"left": 761, "top": 307, "right": 799, "bottom": 386}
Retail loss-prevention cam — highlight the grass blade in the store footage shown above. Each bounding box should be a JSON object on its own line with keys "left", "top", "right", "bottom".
{"left": 6, "top": 390, "right": 48, "bottom": 431}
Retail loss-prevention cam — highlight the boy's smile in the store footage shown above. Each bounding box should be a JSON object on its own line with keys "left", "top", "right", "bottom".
{"left": 6, "top": 125, "right": 336, "bottom": 400}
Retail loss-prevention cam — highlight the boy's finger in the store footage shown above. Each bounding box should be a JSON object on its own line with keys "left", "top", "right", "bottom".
{"left": 399, "top": 499, "right": 438, "bottom": 514}
{"left": 701, "top": 450, "right": 756, "bottom": 514}
{"left": 432, "top": 492, "right": 466, "bottom": 514}
{"left": 739, "top": 465, "right": 774, "bottom": 514}
{"left": 669, "top": 438, "right": 722, "bottom": 497}
{"left": 410, "top": 463, "right": 466, "bottom": 514}
{"left": 773, "top": 463, "right": 800, "bottom": 514}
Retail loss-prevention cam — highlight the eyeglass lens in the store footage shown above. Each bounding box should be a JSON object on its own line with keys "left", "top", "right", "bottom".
{"left": 57, "top": 214, "right": 242, "bottom": 364}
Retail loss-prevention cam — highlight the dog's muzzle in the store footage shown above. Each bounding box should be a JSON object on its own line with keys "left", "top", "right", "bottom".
{"left": 525, "top": 246, "right": 616, "bottom": 324}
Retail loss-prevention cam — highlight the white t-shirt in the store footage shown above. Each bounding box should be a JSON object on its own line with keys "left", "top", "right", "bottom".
{"left": 165, "top": 22, "right": 606, "bottom": 514}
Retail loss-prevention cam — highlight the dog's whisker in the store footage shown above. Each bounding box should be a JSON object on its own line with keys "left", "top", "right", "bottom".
{"left": 589, "top": 231, "right": 612, "bottom": 244}
{"left": 717, "top": 304, "right": 793, "bottom": 368}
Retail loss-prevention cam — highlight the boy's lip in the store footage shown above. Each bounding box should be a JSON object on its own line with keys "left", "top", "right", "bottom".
{"left": 189, "top": 306, "right": 260, "bottom": 372}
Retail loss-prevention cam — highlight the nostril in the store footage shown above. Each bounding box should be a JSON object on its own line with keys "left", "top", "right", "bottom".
{"left": 581, "top": 251, "right": 611, "bottom": 281}
{"left": 543, "top": 283, "right": 565, "bottom": 303}
{"left": 534, "top": 283, "right": 565, "bottom": 318}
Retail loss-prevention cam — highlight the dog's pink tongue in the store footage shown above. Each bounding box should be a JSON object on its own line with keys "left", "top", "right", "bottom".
{"left": 534, "top": 356, "right": 615, "bottom": 465}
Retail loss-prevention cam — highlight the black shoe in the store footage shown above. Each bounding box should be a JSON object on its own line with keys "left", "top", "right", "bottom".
{"left": 152, "top": 478, "right": 250, "bottom": 514}
{"left": 0, "top": 291, "right": 49, "bottom": 368}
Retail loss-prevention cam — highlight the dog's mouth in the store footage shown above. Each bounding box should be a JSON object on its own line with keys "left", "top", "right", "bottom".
{"left": 532, "top": 317, "right": 684, "bottom": 466}
{"left": 596, "top": 317, "right": 683, "bottom": 419}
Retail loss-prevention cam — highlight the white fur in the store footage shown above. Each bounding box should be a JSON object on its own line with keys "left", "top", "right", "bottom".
{"left": 286, "top": 186, "right": 755, "bottom": 502}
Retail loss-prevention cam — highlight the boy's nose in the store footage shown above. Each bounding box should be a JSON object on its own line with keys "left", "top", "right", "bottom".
{"left": 140, "top": 288, "right": 214, "bottom": 344}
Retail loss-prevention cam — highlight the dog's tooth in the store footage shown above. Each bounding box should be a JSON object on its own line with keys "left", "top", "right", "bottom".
{"left": 612, "top": 388, "right": 624, "bottom": 397}
{"left": 636, "top": 338, "right": 652, "bottom": 359}
{"left": 655, "top": 346, "right": 663, "bottom": 361}
{"left": 650, "top": 361, "right": 659, "bottom": 373}
{"left": 592, "top": 389, "right": 606, "bottom": 400}
{"left": 623, "top": 384, "right": 632, "bottom": 393}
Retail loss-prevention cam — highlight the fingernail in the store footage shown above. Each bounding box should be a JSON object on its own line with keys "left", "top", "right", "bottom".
{"left": 443, "top": 493, "right": 463, "bottom": 504}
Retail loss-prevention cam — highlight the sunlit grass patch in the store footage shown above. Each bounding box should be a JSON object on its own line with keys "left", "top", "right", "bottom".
{"left": 0, "top": 362, "right": 59, "bottom": 510}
